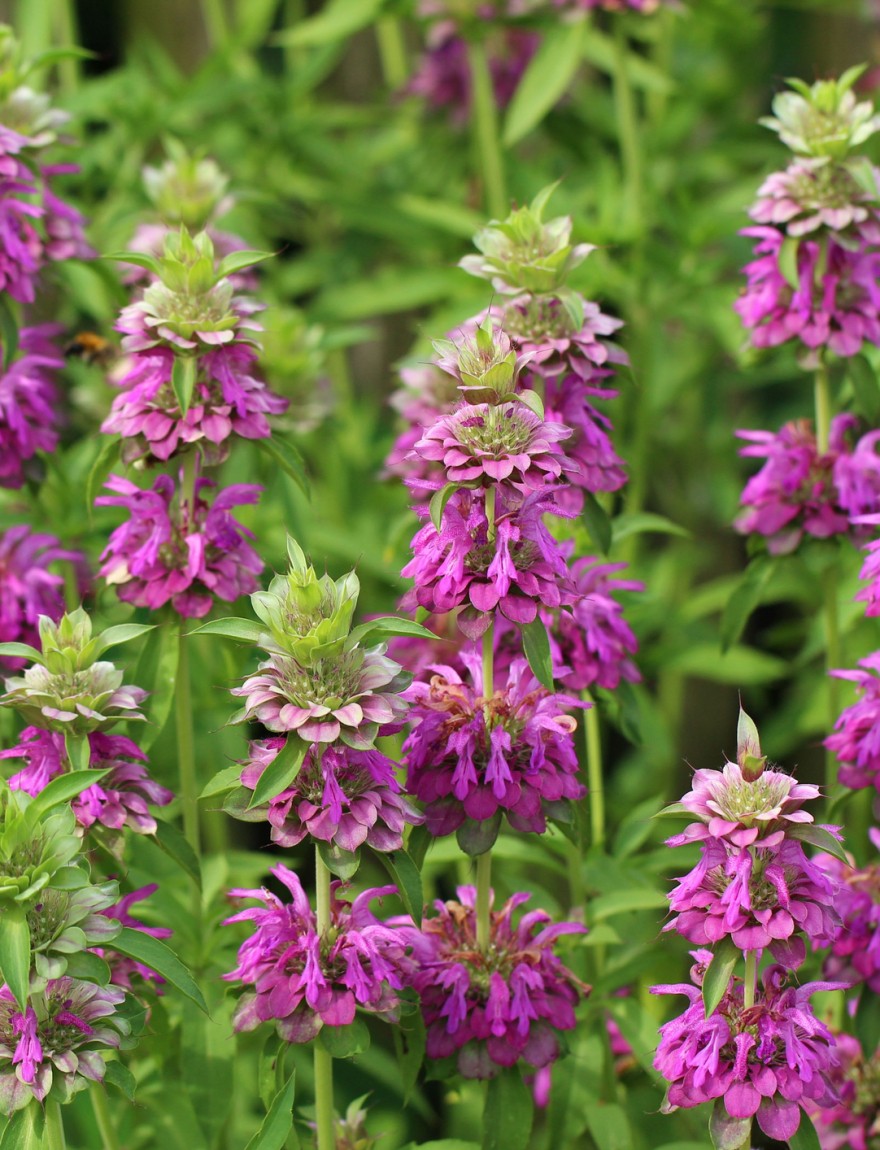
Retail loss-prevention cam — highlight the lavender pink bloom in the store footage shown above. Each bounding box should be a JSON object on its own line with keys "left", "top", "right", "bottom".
{"left": 665, "top": 836, "right": 839, "bottom": 956}
{"left": 653, "top": 959, "right": 843, "bottom": 1143}
{"left": 403, "top": 655, "right": 585, "bottom": 836}
{"left": 748, "top": 160, "right": 880, "bottom": 238}
{"left": 0, "top": 526, "right": 88, "bottom": 669}
{"left": 499, "top": 296, "right": 628, "bottom": 385}
{"left": 238, "top": 737, "right": 422, "bottom": 852}
{"left": 735, "top": 226, "right": 880, "bottom": 357}
{"left": 806, "top": 1032, "right": 880, "bottom": 1150}
{"left": 816, "top": 833, "right": 880, "bottom": 995}
{"left": 825, "top": 653, "right": 880, "bottom": 789}
{"left": 542, "top": 374, "right": 627, "bottom": 500}
{"left": 402, "top": 486, "right": 575, "bottom": 639}
{"left": 0, "top": 979, "right": 127, "bottom": 1114}
{"left": 224, "top": 864, "right": 413, "bottom": 1043}
{"left": 0, "top": 325, "right": 64, "bottom": 489}
{"left": 102, "top": 338, "right": 288, "bottom": 466}
{"left": 407, "top": 885, "right": 587, "bottom": 1079}
{"left": 96, "top": 472, "right": 263, "bottom": 618}
{"left": 1, "top": 727, "right": 173, "bottom": 835}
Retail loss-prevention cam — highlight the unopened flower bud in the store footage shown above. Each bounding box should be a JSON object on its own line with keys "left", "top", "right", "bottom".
{"left": 143, "top": 141, "right": 231, "bottom": 232}
{"left": 760, "top": 65, "right": 880, "bottom": 162}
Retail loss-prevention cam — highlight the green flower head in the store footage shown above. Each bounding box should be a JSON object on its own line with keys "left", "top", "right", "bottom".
{"left": 459, "top": 184, "right": 594, "bottom": 296}
{"left": 250, "top": 537, "right": 359, "bottom": 665}
{"left": 760, "top": 65, "right": 880, "bottom": 162}
{"left": 143, "top": 140, "right": 231, "bottom": 232}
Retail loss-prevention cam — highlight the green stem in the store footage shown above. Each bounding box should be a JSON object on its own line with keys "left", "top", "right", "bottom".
{"left": 376, "top": 17, "right": 408, "bottom": 89}
{"left": 815, "top": 358, "right": 842, "bottom": 792}
{"left": 91, "top": 1086, "right": 120, "bottom": 1150}
{"left": 475, "top": 850, "right": 492, "bottom": 953}
{"left": 53, "top": 0, "right": 80, "bottom": 93}
{"left": 200, "top": 0, "right": 228, "bottom": 52}
{"left": 611, "top": 21, "right": 643, "bottom": 233}
{"left": 314, "top": 846, "right": 335, "bottom": 1150}
{"left": 584, "top": 692, "right": 604, "bottom": 852}
{"left": 182, "top": 450, "right": 199, "bottom": 519}
{"left": 45, "top": 1100, "right": 67, "bottom": 1150}
{"left": 176, "top": 629, "right": 200, "bottom": 858}
{"left": 743, "top": 950, "right": 757, "bottom": 1010}
{"left": 467, "top": 40, "right": 507, "bottom": 220}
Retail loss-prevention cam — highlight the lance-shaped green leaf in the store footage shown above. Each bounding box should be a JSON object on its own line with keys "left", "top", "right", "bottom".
{"left": 0, "top": 296, "right": 19, "bottom": 372}
{"left": 26, "top": 768, "right": 110, "bottom": 824}
{"left": 171, "top": 355, "right": 197, "bottom": 416}
{"left": 787, "top": 823, "right": 849, "bottom": 865}
{"left": 92, "top": 623, "right": 156, "bottom": 656}
{"left": 217, "top": 249, "right": 275, "bottom": 279}
{"left": 702, "top": 937, "right": 739, "bottom": 1018}
{"left": 708, "top": 1100, "right": 751, "bottom": 1150}
{"left": 86, "top": 434, "right": 121, "bottom": 522}
{"left": 522, "top": 618, "right": 554, "bottom": 690}
{"left": 244, "top": 1069, "right": 297, "bottom": 1150}
{"left": 0, "top": 906, "right": 30, "bottom": 1008}
{"left": 200, "top": 763, "right": 245, "bottom": 800}
{"left": 583, "top": 491, "right": 612, "bottom": 555}
{"left": 347, "top": 616, "right": 436, "bottom": 649}
{"left": 191, "top": 617, "right": 265, "bottom": 644}
{"left": 153, "top": 819, "right": 202, "bottom": 888}
{"left": 110, "top": 927, "right": 207, "bottom": 1013}
{"left": 430, "top": 483, "right": 460, "bottom": 532}
{"left": 255, "top": 434, "right": 310, "bottom": 497}
{"left": 248, "top": 738, "right": 308, "bottom": 810}
{"left": 736, "top": 703, "right": 766, "bottom": 780}
{"left": 0, "top": 643, "right": 41, "bottom": 662}
{"left": 503, "top": 20, "right": 586, "bottom": 146}
{"left": 377, "top": 850, "right": 424, "bottom": 926}
{"left": 482, "top": 1066, "right": 534, "bottom": 1150}
{"left": 103, "top": 250, "right": 163, "bottom": 276}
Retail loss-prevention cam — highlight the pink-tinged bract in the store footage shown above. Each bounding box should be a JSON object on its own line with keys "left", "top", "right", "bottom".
{"left": 403, "top": 655, "right": 585, "bottom": 836}
{"left": 652, "top": 961, "right": 844, "bottom": 1143}
{"left": 825, "top": 653, "right": 880, "bottom": 789}
{"left": 816, "top": 836, "right": 880, "bottom": 995}
{"left": 238, "top": 737, "right": 423, "bottom": 852}
{"left": 1, "top": 727, "right": 173, "bottom": 835}
{"left": 97, "top": 472, "right": 263, "bottom": 618}
{"left": 406, "top": 885, "right": 587, "bottom": 1079}
{"left": 0, "top": 325, "right": 64, "bottom": 489}
{"left": 224, "top": 864, "right": 413, "bottom": 1043}
{"left": 748, "top": 159, "right": 880, "bottom": 238}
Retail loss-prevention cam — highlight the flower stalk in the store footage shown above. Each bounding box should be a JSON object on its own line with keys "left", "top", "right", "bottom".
{"left": 45, "top": 1099, "right": 67, "bottom": 1150}
{"left": 814, "top": 357, "right": 842, "bottom": 791}
{"left": 314, "top": 844, "right": 335, "bottom": 1150}
{"left": 91, "top": 1086, "right": 120, "bottom": 1150}
{"left": 176, "top": 629, "right": 200, "bottom": 859}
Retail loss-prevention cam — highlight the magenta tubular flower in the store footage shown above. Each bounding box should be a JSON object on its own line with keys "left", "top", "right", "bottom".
{"left": 816, "top": 836, "right": 880, "bottom": 994}
{"left": 232, "top": 645, "right": 409, "bottom": 749}
{"left": 806, "top": 1032, "right": 880, "bottom": 1150}
{"left": 224, "top": 864, "right": 413, "bottom": 1043}
{"left": 0, "top": 727, "right": 173, "bottom": 834}
{"left": 403, "top": 655, "right": 585, "bottom": 836}
{"left": 407, "top": 885, "right": 587, "bottom": 1079}
{"left": 853, "top": 517, "right": 880, "bottom": 616}
{"left": 665, "top": 836, "right": 839, "bottom": 956}
{"left": 402, "top": 486, "right": 575, "bottom": 639}
{"left": 412, "top": 400, "right": 572, "bottom": 490}
{"left": 499, "top": 296, "right": 628, "bottom": 385}
{"left": 0, "top": 979, "right": 128, "bottom": 1114}
{"left": 96, "top": 472, "right": 263, "bottom": 618}
{"left": 652, "top": 962, "right": 843, "bottom": 1144}
{"left": 238, "top": 737, "right": 423, "bottom": 852}
{"left": 551, "top": 557, "right": 643, "bottom": 690}
{"left": 40, "top": 168, "right": 93, "bottom": 262}
{"left": 0, "top": 325, "right": 64, "bottom": 489}
{"left": 825, "top": 653, "right": 880, "bottom": 788}
{"left": 833, "top": 424, "right": 880, "bottom": 519}
{"left": 0, "top": 526, "right": 88, "bottom": 669}
{"left": 97, "top": 884, "right": 173, "bottom": 993}
{"left": 102, "top": 340, "right": 288, "bottom": 466}
{"left": 0, "top": 168, "right": 44, "bottom": 304}
{"left": 735, "top": 226, "right": 880, "bottom": 357}
{"left": 385, "top": 362, "right": 462, "bottom": 489}
{"left": 542, "top": 374, "right": 627, "bottom": 499}
{"left": 735, "top": 417, "right": 854, "bottom": 552}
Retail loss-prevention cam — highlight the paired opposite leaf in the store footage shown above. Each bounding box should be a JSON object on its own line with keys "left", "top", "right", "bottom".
{"left": 377, "top": 849, "right": 424, "bottom": 926}
{"left": 522, "top": 618, "right": 554, "bottom": 691}
{"left": 0, "top": 907, "right": 30, "bottom": 1009}
{"left": 243, "top": 1069, "right": 297, "bottom": 1150}
{"left": 701, "top": 936, "right": 738, "bottom": 1018}
{"left": 171, "top": 355, "right": 197, "bottom": 416}
{"left": 110, "top": 927, "right": 207, "bottom": 1013}
{"left": 248, "top": 738, "right": 308, "bottom": 810}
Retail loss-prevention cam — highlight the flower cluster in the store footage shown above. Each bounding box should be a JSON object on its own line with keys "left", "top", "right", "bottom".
{"left": 663, "top": 714, "right": 838, "bottom": 960}
{"left": 0, "top": 326, "right": 65, "bottom": 490}
{"left": 816, "top": 831, "right": 880, "bottom": 995}
{"left": 653, "top": 955, "right": 843, "bottom": 1144}
{"left": 737, "top": 69, "right": 880, "bottom": 360}
{"left": 404, "top": 656, "right": 585, "bottom": 840}
{"left": 0, "top": 527, "right": 88, "bottom": 669}
{"left": 1, "top": 727, "right": 172, "bottom": 836}
{"left": 407, "top": 886, "right": 587, "bottom": 1079}
{"left": 236, "top": 738, "right": 422, "bottom": 853}
{"left": 825, "top": 653, "right": 880, "bottom": 790}
{"left": 97, "top": 471, "right": 263, "bottom": 618}
{"left": 224, "top": 864, "right": 413, "bottom": 1043}
{"left": 0, "top": 979, "right": 128, "bottom": 1114}
{"left": 807, "top": 1032, "right": 880, "bottom": 1150}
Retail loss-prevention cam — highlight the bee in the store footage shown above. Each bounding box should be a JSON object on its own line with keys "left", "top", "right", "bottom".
{"left": 63, "top": 331, "right": 117, "bottom": 368}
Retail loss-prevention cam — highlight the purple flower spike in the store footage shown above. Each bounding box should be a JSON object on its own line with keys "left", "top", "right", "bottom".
{"left": 404, "top": 655, "right": 586, "bottom": 836}
{"left": 97, "top": 471, "right": 263, "bottom": 618}
{"left": 413, "top": 401, "right": 572, "bottom": 491}
{"left": 239, "top": 737, "right": 423, "bottom": 853}
{"left": 806, "top": 1032, "right": 880, "bottom": 1150}
{"left": 0, "top": 526, "right": 89, "bottom": 669}
{"left": 653, "top": 961, "right": 845, "bottom": 1144}
{"left": 0, "top": 979, "right": 128, "bottom": 1115}
{"left": 0, "top": 325, "right": 64, "bottom": 489}
{"left": 1, "top": 727, "right": 173, "bottom": 835}
{"left": 224, "top": 864, "right": 413, "bottom": 1042}
{"left": 817, "top": 834, "right": 880, "bottom": 994}
{"left": 826, "top": 653, "right": 880, "bottom": 789}
{"left": 407, "top": 885, "right": 588, "bottom": 1079}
